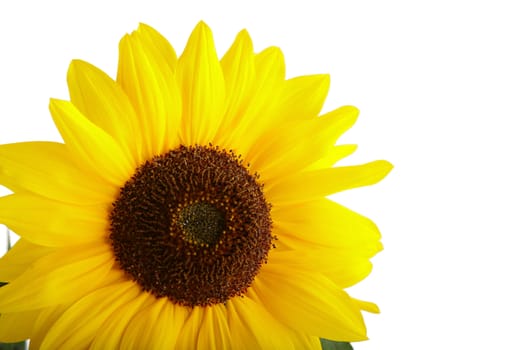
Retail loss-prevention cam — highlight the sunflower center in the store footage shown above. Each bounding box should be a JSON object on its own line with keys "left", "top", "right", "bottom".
{"left": 109, "top": 145, "right": 273, "bottom": 307}
{"left": 177, "top": 202, "right": 225, "bottom": 245}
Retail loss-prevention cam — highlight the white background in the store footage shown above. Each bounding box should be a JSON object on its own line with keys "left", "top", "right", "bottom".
{"left": 1, "top": 1, "right": 525, "bottom": 349}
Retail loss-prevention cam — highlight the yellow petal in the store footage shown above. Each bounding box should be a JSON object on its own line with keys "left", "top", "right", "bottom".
{"left": 175, "top": 306, "right": 204, "bottom": 349}
{"left": 308, "top": 144, "right": 358, "bottom": 170}
{"left": 318, "top": 105, "right": 359, "bottom": 143}
{"left": 40, "top": 281, "right": 138, "bottom": 349}
{"left": 117, "top": 27, "right": 182, "bottom": 158}
{"left": 0, "top": 239, "right": 53, "bottom": 281}
{"left": 277, "top": 74, "right": 330, "bottom": 120}
{"left": 217, "top": 29, "right": 256, "bottom": 146}
{"left": 303, "top": 105, "right": 360, "bottom": 171}
{"left": 226, "top": 73, "right": 329, "bottom": 157}
{"left": 136, "top": 23, "right": 177, "bottom": 71}
{"left": 0, "top": 310, "right": 38, "bottom": 342}
{"left": 0, "top": 141, "right": 114, "bottom": 204}
{"left": 0, "top": 243, "right": 114, "bottom": 313}
{"left": 173, "top": 305, "right": 232, "bottom": 349}
{"left": 228, "top": 46, "right": 286, "bottom": 156}
{"left": 67, "top": 59, "right": 141, "bottom": 163}
{"left": 253, "top": 266, "right": 368, "bottom": 341}
{"left": 228, "top": 297, "right": 295, "bottom": 349}
{"left": 0, "top": 193, "right": 108, "bottom": 247}
{"left": 351, "top": 297, "right": 380, "bottom": 314}
{"left": 29, "top": 304, "right": 69, "bottom": 349}
{"left": 248, "top": 107, "right": 359, "bottom": 183}
{"left": 267, "top": 248, "right": 375, "bottom": 289}
{"left": 289, "top": 332, "right": 323, "bottom": 350}
{"left": 49, "top": 99, "right": 135, "bottom": 186}
{"left": 177, "top": 21, "right": 225, "bottom": 145}
{"left": 229, "top": 74, "right": 329, "bottom": 154}
{"left": 174, "top": 305, "right": 233, "bottom": 349}
{"left": 90, "top": 286, "right": 156, "bottom": 350}
{"left": 246, "top": 120, "right": 322, "bottom": 182}
{"left": 199, "top": 305, "right": 233, "bottom": 349}
{"left": 266, "top": 160, "right": 393, "bottom": 205}
{"left": 255, "top": 46, "right": 286, "bottom": 82}
{"left": 120, "top": 298, "right": 184, "bottom": 350}
{"left": 272, "top": 198, "right": 382, "bottom": 251}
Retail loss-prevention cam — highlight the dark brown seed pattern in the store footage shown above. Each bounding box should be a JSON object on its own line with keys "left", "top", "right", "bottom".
{"left": 109, "top": 145, "right": 273, "bottom": 307}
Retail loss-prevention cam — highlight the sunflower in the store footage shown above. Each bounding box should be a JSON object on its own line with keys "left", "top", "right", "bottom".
{"left": 0, "top": 22, "right": 392, "bottom": 349}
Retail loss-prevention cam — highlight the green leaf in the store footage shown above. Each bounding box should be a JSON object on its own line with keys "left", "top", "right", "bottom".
{"left": 321, "top": 338, "right": 354, "bottom": 350}
{"left": 0, "top": 341, "right": 28, "bottom": 350}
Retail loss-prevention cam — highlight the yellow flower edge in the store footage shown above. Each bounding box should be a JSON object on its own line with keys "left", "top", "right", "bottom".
{"left": 0, "top": 22, "right": 392, "bottom": 349}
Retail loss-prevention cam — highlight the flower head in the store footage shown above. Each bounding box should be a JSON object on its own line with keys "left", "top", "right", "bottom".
{"left": 0, "top": 22, "right": 392, "bottom": 348}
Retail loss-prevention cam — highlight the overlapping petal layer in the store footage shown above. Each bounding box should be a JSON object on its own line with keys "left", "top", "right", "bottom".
{"left": 0, "top": 142, "right": 114, "bottom": 204}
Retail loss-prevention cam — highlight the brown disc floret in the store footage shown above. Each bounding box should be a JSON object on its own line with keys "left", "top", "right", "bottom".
{"left": 109, "top": 145, "right": 273, "bottom": 307}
